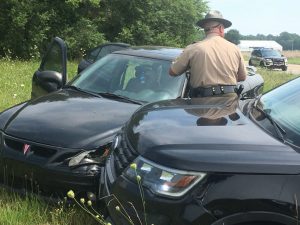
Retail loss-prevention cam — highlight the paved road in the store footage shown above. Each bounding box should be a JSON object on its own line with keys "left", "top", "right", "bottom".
{"left": 287, "top": 64, "right": 300, "bottom": 75}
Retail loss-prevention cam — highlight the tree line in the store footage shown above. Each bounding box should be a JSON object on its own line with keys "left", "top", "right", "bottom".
{"left": 225, "top": 29, "right": 300, "bottom": 50}
{"left": 1, "top": 0, "right": 298, "bottom": 60}
{"left": 0, "top": 0, "right": 207, "bottom": 59}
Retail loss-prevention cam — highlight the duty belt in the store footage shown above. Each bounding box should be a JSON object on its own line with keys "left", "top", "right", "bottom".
{"left": 190, "top": 85, "right": 237, "bottom": 97}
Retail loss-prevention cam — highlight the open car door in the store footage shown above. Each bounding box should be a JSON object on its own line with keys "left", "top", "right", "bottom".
{"left": 31, "top": 37, "right": 67, "bottom": 99}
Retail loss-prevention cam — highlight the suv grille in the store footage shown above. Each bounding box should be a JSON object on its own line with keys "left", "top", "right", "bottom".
{"left": 112, "top": 133, "right": 138, "bottom": 176}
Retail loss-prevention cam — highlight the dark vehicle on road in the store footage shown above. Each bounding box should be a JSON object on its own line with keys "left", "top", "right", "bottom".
{"left": 0, "top": 37, "right": 263, "bottom": 201}
{"left": 249, "top": 48, "right": 288, "bottom": 71}
{"left": 77, "top": 42, "right": 130, "bottom": 73}
{"left": 104, "top": 77, "right": 300, "bottom": 225}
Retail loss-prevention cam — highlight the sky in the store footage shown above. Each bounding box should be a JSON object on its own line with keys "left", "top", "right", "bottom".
{"left": 207, "top": 0, "right": 300, "bottom": 36}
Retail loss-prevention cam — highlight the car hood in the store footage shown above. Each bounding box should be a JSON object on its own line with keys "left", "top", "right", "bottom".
{"left": 265, "top": 56, "right": 286, "bottom": 60}
{"left": 2, "top": 89, "right": 139, "bottom": 149}
{"left": 125, "top": 96, "right": 300, "bottom": 174}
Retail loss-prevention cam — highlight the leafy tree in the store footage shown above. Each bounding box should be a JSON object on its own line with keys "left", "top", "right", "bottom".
{"left": 0, "top": 0, "right": 209, "bottom": 59}
{"left": 0, "top": 0, "right": 106, "bottom": 59}
{"left": 100, "top": 0, "right": 208, "bottom": 47}
{"left": 225, "top": 29, "right": 241, "bottom": 45}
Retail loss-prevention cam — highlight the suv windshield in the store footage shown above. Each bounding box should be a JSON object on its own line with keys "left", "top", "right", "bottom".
{"left": 261, "top": 49, "right": 281, "bottom": 57}
{"left": 256, "top": 78, "right": 300, "bottom": 147}
{"left": 69, "top": 53, "right": 185, "bottom": 103}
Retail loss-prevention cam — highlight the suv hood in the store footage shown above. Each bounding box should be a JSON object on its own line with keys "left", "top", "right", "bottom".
{"left": 126, "top": 96, "right": 299, "bottom": 174}
{"left": 2, "top": 89, "right": 139, "bottom": 149}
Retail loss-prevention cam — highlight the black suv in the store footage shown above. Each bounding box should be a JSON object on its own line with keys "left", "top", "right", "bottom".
{"left": 104, "top": 77, "right": 300, "bottom": 225}
{"left": 249, "top": 48, "right": 288, "bottom": 71}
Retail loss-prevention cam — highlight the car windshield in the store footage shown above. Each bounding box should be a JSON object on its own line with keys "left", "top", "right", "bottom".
{"left": 258, "top": 78, "right": 300, "bottom": 147}
{"left": 69, "top": 53, "right": 185, "bottom": 103}
{"left": 262, "top": 49, "right": 281, "bottom": 57}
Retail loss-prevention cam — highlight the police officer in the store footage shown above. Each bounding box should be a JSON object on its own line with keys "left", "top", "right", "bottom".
{"left": 169, "top": 10, "right": 247, "bottom": 97}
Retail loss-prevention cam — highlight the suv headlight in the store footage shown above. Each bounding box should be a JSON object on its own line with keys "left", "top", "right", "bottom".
{"left": 265, "top": 58, "right": 272, "bottom": 62}
{"left": 124, "top": 156, "right": 206, "bottom": 197}
{"left": 284, "top": 58, "right": 288, "bottom": 63}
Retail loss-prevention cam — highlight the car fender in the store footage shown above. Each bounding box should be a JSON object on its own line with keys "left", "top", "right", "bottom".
{"left": 0, "top": 102, "right": 27, "bottom": 130}
{"left": 211, "top": 211, "right": 298, "bottom": 225}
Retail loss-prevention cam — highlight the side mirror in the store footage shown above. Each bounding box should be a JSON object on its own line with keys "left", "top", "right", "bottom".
{"left": 238, "top": 72, "right": 264, "bottom": 99}
{"left": 246, "top": 66, "right": 257, "bottom": 76}
{"left": 31, "top": 37, "right": 67, "bottom": 99}
{"left": 31, "top": 71, "right": 63, "bottom": 99}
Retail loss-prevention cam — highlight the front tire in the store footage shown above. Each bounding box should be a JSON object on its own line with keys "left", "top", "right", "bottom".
{"left": 281, "top": 66, "right": 287, "bottom": 71}
{"left": 260, "top": 61, "right": 265, "bottom": 67}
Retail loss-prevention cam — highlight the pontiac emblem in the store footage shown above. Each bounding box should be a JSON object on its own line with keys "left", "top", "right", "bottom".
{"left": 23, "top": 144, "right": 31, "bottom": 155}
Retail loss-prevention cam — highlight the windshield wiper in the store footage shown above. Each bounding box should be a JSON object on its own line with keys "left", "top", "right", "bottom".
{"left": 64, "top": 85, "right": 102, "bottom": 98}
{"left": 98, "top": 92, "right": 143, "bottom": 105}
{"left": 253, "top": 98, "right": 286, "bottom": 142}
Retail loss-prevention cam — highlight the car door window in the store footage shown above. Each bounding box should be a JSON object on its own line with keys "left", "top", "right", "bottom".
{"left": 257, "top": 51, "right": 262, "bottom": 57}
{"left": 85, "top": 47, "right": 101, "bottom": 62}
{"left": 96, "top": 46, "right": 113, "bottom": 60}
{"left": 96, "top": 45, "right": 128, "bottom": 60}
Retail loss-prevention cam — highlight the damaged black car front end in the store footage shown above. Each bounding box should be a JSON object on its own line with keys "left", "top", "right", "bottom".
{"left": 0, "top": 37, "right": 188, "bottom": 200}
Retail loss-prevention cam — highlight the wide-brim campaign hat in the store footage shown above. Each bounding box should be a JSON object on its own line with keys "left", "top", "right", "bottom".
{"left": 196, "top": 10, "right": 232, "bottom": 29}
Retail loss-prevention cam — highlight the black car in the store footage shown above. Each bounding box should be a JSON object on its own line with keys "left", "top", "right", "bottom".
{"left": 249, "top": 48, "right": 288, "bottom": 71}
{"left": 77, "top": 42, "right": 130, "bottom": 73}
{"left": 0, "top": 37, "right": 263, "bottom": 200}
{"left": 104, "top": 77, "right": 300, "bottom": 225}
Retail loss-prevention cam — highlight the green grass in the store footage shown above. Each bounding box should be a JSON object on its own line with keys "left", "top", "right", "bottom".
{"left": 0, "top": 59, "right": 78, "bottom": 112}
{"left": 0, "top": 59, "right": 299, "bottom": 224}
{"left": 257, "top": 68, "right": 299, "bottom": 92}
{"left": 0, "top": 188, "right": 98, "bottom": 225}
{"left": 287, "top": 57, "right": 300, "bottom": 65}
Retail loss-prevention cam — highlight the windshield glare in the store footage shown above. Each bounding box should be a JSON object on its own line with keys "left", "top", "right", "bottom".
{"left": 69, "top": 54, "right": 185, "bottom": 103}
{"left": 262, "top": 49, "right": 281, "bottom": 57}
{"left": 259, "top": 78, "right": 300, "bottom": 146}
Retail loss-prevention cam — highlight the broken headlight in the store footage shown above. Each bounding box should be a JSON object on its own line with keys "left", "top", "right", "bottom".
{"left": 123, "top": 156, "right": 206, "bottom": 197}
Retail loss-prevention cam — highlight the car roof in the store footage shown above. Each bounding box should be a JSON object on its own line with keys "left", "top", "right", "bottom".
{"left": 112, "top": 46, "right": 183, "bottom": 61}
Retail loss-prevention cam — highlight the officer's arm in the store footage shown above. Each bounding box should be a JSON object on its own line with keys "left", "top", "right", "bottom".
{"left": 169, "top": 68, "right": 178, "bottom": 76}
{"left": 237, "top": 52, "right": 247, "bottom": 81}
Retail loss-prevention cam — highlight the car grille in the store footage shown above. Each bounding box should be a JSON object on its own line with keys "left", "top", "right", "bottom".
{"left": 5, "top": 137, "right": 57, "bottom": 159}
{"left": 273, "top": 59, "right": 284, "bottom": 63}
{"left": 273, "top": 58, "right": 284, "bottom": 65}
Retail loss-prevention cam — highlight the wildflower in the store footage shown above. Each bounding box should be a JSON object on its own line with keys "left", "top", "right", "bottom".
{"left": 67, "top": 190, "right": 75, "bottom": 199}
{"left": 130, "top": 163, "right": 137, "bottom": 170}
{"left": 80, "top": 198, "right": 85, "bottom": 204}
{"left": 20, "top": 84, "right": 24, "bottom": 87}
{"left": 87, "top": 200, "right": 92, "bottom": 206}
{"left": 115, "top": 206, "right": 120, "bottom": 211}
{"left": 106, "top": 223, "right": 112, "bottom": 225}
{"left": 137, "top": 175, "right": 141, "bottom": 182}
{"left": 13, "top": 94, "right": 17, "bottom": 98}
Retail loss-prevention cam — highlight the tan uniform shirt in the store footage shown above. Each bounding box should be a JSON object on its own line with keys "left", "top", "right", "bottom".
{"left": 171, "top": 34, "right": 247, "bottom": 88}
